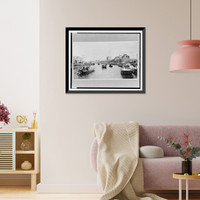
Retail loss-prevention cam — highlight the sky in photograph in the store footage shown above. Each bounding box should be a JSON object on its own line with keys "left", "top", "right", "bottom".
{"left": 73, "top": 41, "right": 139, "bottom": 61}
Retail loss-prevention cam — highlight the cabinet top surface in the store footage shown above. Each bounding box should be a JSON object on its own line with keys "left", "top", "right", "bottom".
{"left": 173, "top": 173, "right": 200, "bottom": 180}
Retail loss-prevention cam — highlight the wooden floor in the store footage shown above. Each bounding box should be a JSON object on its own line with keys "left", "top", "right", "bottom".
{"left": 0, "top": 186, "right": 200, "bottom": 200}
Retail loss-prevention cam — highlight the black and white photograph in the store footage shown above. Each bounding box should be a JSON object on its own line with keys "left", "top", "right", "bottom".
{"left": 66, "top": 27, "right": 145, "bottom": 93}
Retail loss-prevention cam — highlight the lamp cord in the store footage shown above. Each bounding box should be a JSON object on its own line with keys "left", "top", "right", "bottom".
{"left": 190, "top": 0, "right": 192, "bottom": 40}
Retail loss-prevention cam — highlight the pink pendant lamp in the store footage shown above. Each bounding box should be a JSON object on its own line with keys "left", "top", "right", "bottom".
{"left": 169, "top": 0, "right": 200, "bottom": 71}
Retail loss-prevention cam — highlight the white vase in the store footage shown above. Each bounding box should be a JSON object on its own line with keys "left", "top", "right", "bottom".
{"left": 21, "top": 161, "right": 32, "bottom": 170}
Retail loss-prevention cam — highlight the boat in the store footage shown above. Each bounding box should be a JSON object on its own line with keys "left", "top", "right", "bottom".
{"left": 102, "top": 64, "right": 107, "bottom": 69}
{"left": 121, "top": 64, "right": 135, "bottom": 78}
{"left": 77, "top": 66, "right": 95, "bottom": 76}
{"left": 109, "top": 64, "right": 113, "bottom": 68}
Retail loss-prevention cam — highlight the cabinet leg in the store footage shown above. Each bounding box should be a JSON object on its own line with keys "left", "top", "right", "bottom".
{"left": 31, "top": 174, "right": 37, "bottom": 191}
{"left": 186, "top": 179, "right": 189, "bottom": 200}
{"left": 179, "top": 179, "right": 182, "bottom": 200}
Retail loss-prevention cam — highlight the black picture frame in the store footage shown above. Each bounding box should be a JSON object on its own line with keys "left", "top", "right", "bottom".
{"left": 66, "top": 27, "right": 145, "bottom": 93}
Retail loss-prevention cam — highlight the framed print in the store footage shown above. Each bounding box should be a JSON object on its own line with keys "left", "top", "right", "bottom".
{"left": 66, "top": 27, "right": 145, "bottom": 93}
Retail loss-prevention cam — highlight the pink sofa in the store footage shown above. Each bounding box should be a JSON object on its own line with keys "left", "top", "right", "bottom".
{"left": 90, "top": 125, "right": 200, "bottom": 190}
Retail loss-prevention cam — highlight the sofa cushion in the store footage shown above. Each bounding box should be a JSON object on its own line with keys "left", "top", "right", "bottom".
{"left": 140, "top": 146, "right": 164, "bottom": 158}
{"left": 142, "top": 156, "right": 200, "bottom": 190}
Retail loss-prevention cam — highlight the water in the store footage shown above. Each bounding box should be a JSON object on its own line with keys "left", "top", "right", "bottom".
{"left": 74, "top": 64, "right": 133, "bottom": 79}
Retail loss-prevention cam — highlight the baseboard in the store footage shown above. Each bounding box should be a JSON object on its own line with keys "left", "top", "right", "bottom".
{"left": 37, "top": 183, "right": 102, "bottom": 193}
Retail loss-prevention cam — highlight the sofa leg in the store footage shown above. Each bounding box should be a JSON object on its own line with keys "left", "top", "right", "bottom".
{"left": 179, "top": 179, "right": 182, "bottom": 200}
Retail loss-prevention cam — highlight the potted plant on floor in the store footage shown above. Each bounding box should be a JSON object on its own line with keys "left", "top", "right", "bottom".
{"left": 158, "top": 133, "right": 200, "bottom": 175}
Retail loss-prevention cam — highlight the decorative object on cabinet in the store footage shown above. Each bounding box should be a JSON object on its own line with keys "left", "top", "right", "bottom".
{"left": 0, "top": 101, "right": 10, "bottom": 128}
{"left": 31, "top": 112, "right": 38, "bottom": 129}
{"left": 158, "top": 133, "right": 200, "bottom": 175}
{"left": 21, "top": 132, "right": 32, "bottom": 151}
{"left": 66, "top": 27, "right": 145, "bottom": 93}
{"left": 182, "top": 160, "right": 192, "bottom": 175}
{"left": 21, "top": 161, "right": 32, "bottom": 170}
{"left": 0, "top": 129, "right": 40, "bottom": 190}
{"left": 16, "top": 115, "right": 28, "bottom": 128}
{"left": 170, "top": 0, "right": 200, "bottom": 71}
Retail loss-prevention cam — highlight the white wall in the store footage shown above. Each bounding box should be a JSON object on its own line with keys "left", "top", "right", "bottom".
{"left": 0, "top": 0, "right": 39, "bottom": 129}
{"left": 0, "top": 0, "right": 39, "bottom": 185}
{"left": 39, "top": 0, "right": 200, "bottom": 193}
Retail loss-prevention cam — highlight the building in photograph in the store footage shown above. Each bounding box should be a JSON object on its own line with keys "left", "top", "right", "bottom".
{"left": 73, "top": 56, "right": 83, "bottom": 65}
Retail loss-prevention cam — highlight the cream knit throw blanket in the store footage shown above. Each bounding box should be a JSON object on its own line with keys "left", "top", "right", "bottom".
{"left": 94, "top": 122, "right": 166, "bottom": 200}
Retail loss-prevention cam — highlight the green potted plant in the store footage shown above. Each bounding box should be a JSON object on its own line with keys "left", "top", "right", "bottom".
{"left": 158, "top": 133, "right": 200, "bottom": 175}
{"left": 21, "top": 133, "right": 32, "bottom": 151}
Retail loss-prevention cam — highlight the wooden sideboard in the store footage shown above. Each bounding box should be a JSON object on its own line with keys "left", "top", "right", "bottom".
{"left": 0, "top": 129, "right": 40, "bottom": 190}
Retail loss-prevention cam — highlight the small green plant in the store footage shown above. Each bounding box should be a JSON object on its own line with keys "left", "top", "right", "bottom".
{"left": 22, "top": 133, "right": 31, "bottom": 140}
